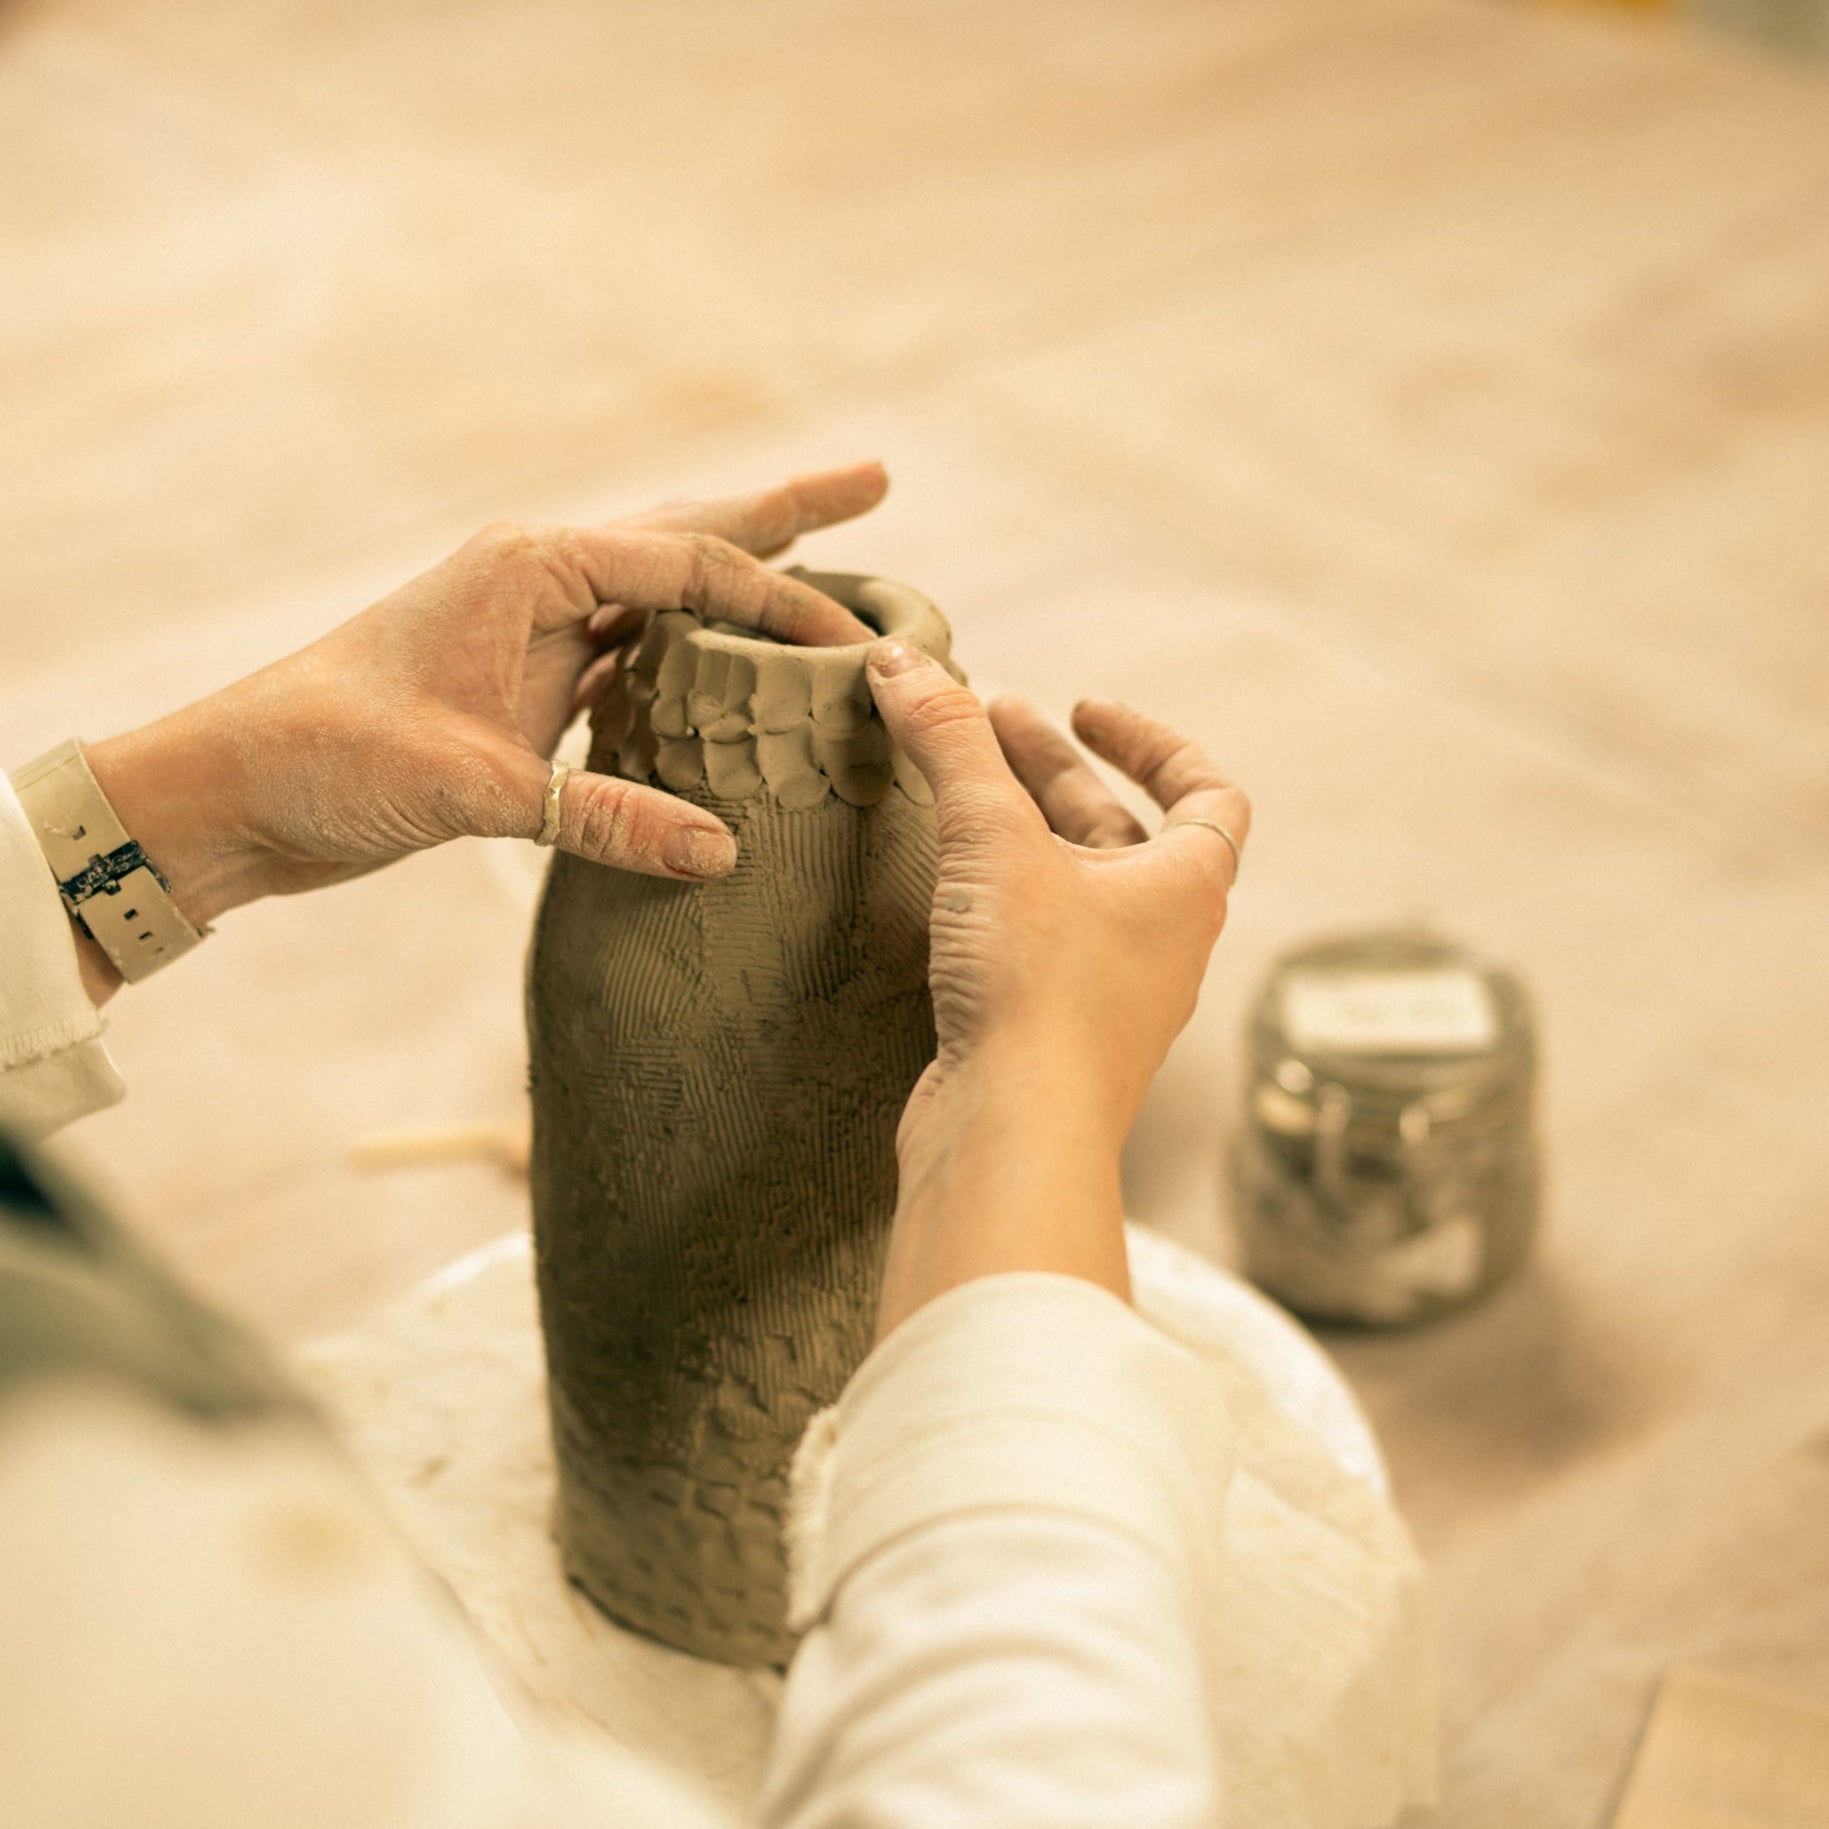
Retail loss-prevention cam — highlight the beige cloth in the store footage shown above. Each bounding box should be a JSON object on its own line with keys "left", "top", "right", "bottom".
{"left": 0, "top": 776, "right": 124, "bottom": 1138}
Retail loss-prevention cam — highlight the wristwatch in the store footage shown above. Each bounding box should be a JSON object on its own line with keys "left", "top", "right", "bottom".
{"left": 9, "top": 738, "right": 209, "bottom": 984}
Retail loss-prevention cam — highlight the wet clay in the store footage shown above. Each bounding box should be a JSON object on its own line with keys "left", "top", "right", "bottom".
{"left": 526, "top": 568, "right": 963, "bottom": 1666}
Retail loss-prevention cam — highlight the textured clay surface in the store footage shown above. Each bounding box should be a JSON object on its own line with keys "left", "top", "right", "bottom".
{"left": 527, "top": 570, "right": 960, "bottom": 1666}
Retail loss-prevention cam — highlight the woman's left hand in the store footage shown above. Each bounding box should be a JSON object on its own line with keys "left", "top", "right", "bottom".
{"left": 80, "top": 464, "right": 887, "bottom": 955}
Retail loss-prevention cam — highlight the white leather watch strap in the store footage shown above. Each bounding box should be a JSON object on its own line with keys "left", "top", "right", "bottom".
{"left": 9, "top": 739, "right": 208, "bottom": 984}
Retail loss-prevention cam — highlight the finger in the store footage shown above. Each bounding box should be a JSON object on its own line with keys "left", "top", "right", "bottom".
{"left": 564, "top": 772, "right": 738, "bottom": 879}
{"left": 569, "top": 646, "right": 627, "bottom": 721}
{"left": 1070, "top": 699, "right": 1251, "bottom": 874}
{"left": 505, "top": 749, "right": 739, "bottom": 880}
{"left": 616, "top": 461, "right": 890, "bottom": 558}
{"left": 1070, "top": 700, "right": 1247, "bottom": 823}
{"left": 987, "top": 695, "right": 1148, "bottom": 851}
{"left": 555, "top": 527, "right": 876, "bottom": 645}
{"left": 587, "top": 601, "right": 648, "bottom": 647}
{"left": 866, "top": 641, "right": 1038, "bottom": 840}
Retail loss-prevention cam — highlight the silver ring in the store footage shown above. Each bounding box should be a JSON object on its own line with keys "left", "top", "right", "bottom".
{"left": 535, "top": 759, "right": 570, "bottom": 847}
{"left": 1169, "top": 816, "right": 1241, "bottom": 877}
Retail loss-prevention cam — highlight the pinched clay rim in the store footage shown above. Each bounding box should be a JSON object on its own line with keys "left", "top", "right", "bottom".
{"left": 594, "top": 566, "right": 965, "bottom": 809}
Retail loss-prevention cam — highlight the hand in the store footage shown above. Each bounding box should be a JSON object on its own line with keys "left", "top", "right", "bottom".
{"left": 73, "top": 464, "right": 888, "bottom": 998}
{"left": 863, "top": 639, "right": 1249, "bottom": 1334}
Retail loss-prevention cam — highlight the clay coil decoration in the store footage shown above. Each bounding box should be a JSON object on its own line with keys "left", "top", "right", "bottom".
{"left": 526, "top": 567, "right": 962, "bottom": 1667}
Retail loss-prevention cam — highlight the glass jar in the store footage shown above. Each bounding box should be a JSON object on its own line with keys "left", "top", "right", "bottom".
{"left": 1230, "top": 928, "right": 1540, "bottom": 1327}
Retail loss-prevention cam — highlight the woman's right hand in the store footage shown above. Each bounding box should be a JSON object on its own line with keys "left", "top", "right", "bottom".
{"left": 863, "top": 638, "right": 1250, "bottom": 1336}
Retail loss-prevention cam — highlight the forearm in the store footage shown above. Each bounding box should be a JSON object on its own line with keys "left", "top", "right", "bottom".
{"left": 876, "top": 1031, "right": 1131, "bottom": 1342}
{"left": 87, "top": 704, "right": 275, "bottom": 927}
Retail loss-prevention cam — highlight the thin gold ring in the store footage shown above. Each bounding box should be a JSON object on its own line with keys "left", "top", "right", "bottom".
{"left": 535, "top": 759, "right": 570, "bottom": 847}
{"left": 1168, "top": 816, "right": 1241, "bottom": 877}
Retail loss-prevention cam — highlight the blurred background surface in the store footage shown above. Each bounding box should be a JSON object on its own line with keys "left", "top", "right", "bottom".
{"left": 1586, "top": 0, "right": 1829, "bottom": 60}
{"left": 3, "top": 2, "right": 1826, "bottom": 1825}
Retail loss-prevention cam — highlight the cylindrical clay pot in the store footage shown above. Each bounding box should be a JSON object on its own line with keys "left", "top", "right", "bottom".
{"left": 526, "top": 568, "right": 961, "bottom": 1667}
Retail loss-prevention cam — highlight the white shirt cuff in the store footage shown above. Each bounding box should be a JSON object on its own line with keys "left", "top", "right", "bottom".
{"left": 0, "top": 774, "right": 125, "bottom": 1139}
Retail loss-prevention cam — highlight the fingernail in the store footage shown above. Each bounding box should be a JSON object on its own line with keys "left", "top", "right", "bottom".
{"left": 664, "top": 826, "right": 737, "bottom": 878}
{"left": 868, "top": 638, "right": 922, "bottom": 678}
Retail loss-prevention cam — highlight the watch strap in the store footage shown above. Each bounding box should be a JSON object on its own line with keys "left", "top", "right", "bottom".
{"left": 9, "top": 739, "right": 209, "bottom": 984}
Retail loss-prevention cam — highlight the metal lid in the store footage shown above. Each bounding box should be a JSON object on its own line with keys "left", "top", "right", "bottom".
{"left": 1247, "top": 927, "right": 1536, "bottom": 1116}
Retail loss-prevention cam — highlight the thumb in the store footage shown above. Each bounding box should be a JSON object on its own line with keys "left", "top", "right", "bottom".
{"left": 510, "top": 749, "right": 738, "bottom": 880}
{"left": 865, "top": 640, "right": 1029, "bottom": 824}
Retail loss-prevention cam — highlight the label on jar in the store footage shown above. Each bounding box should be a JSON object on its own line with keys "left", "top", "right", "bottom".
{"left": 1280, "top": 968, "right": 1498, "bottom": 1055}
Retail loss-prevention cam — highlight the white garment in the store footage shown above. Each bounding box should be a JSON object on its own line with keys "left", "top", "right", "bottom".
{"left": 0, "top": 775, "right": 125, "bottom": 1137}
{"left": 768, "top": 1275, "right": 1234, "bottom": 1828}
{"left": 0, "top": 770, "right": 1432, "bottom": 1828}
{"left": 0, "top": 1284, "right": 1240, "bottom": 1829}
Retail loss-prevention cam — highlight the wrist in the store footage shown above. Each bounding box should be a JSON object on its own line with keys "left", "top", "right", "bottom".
{"left": 85, "top": 711, "right": 274, "bottom": 930}
{"left": 903, "top": 1023, "right": 1135, "bottom": 1170}
{"left": 879, "top": 1026, "right": 1133, "bottom": 1339}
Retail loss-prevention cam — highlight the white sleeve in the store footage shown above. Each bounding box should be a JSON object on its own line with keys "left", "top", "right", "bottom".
{"left": 0, "top": 1380, "right": 738, "bottom": 1829}
{"left": 761, "top": 1274, "right": 1235, "bottom": 1829}
{"left": 0, "top": 774, "right": 125, "bottom": 1138}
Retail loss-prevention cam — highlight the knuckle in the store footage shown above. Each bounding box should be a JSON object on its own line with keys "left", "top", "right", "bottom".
{"left": 901, "top": 682, "right": 983, "bottom": 740}
{"left": 1126, "top": 725, "right": 1180, "bottom": 784}
{"left": 683, "top": 530, "right": 742, "bottom": 570}
{"left": 470, "top": 519, "right": 579, "bottom": 586}
{"left": 1152, "top": 734, "right": 1200, "bottom": 784}
{"left": 458, "top": 752, "right": 528, "bottom": 838}
{"left": 676, "top": 531, "right": 744, "bottom": 609}
{"left": 936, "top": 780, "right": 1029, "bottom": 853}
{"left": 573, "top": 776, "right": 642, "bottom": 861}
{"left": 939, "top": 779, "right": 1006, "bottom": 828}
{"left": 472, "top": 519, "right": 537, "bottom": 565}
{"left": 536, "top": 523, "right": 585, "bottom": 571}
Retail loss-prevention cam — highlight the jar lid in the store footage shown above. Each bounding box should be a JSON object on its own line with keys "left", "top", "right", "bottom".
{"left": 1247, "top": 927, "right": 1535, "bottom": 1105}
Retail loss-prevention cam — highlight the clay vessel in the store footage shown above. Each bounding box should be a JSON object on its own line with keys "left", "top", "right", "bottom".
{"left": 526, "top": 568, "right": 960, "bottom": 1666}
